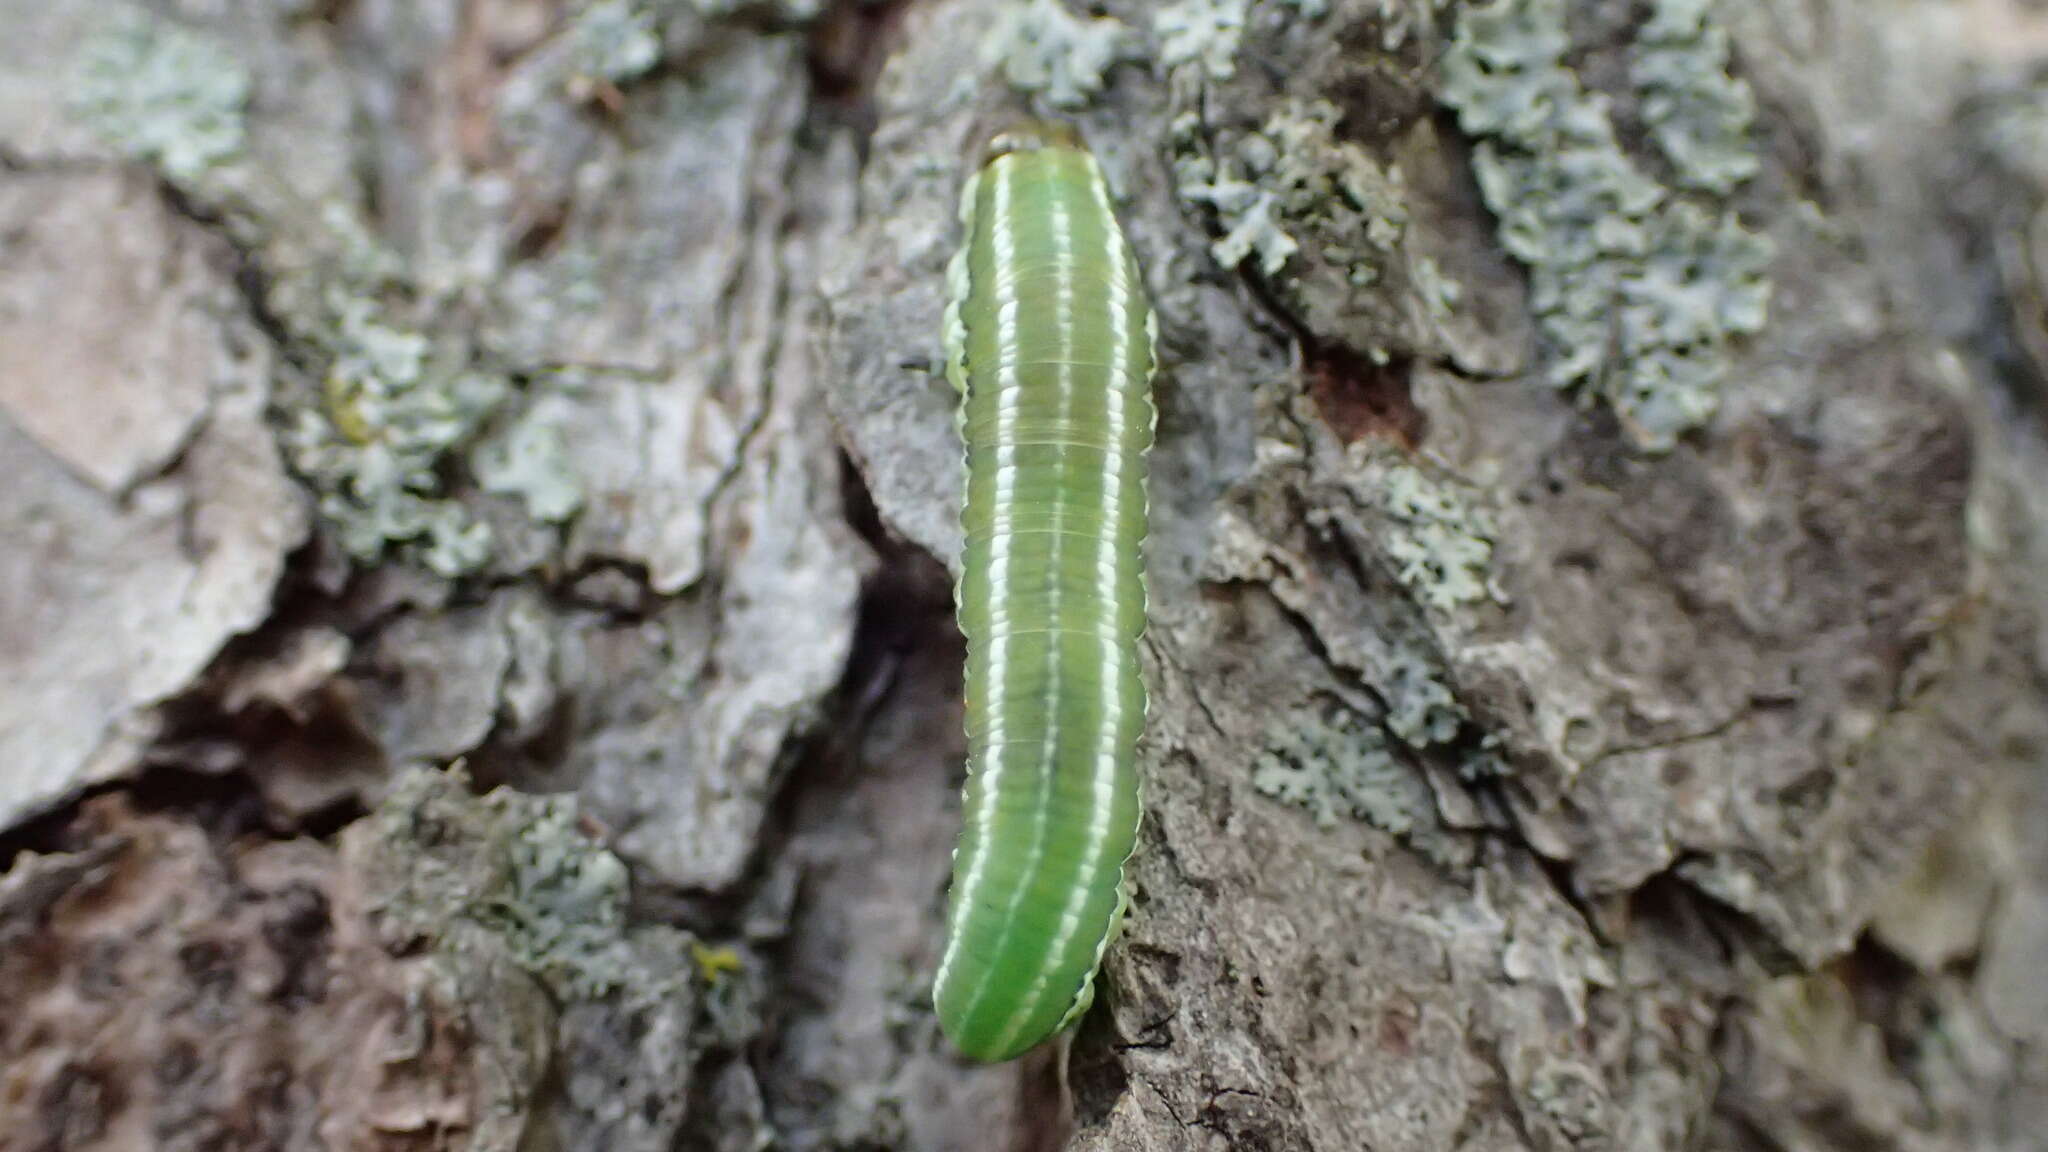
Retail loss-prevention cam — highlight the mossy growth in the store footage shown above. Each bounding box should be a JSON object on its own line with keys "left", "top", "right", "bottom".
{"left": 1440, "top": 0, "right": 1772, "bottom": 451}
{"left": 69, "top": 8, "right": 250, "bottom": 183}
{"left": 282, "top": 300, "right": 511, "bottom": 576}
{"left": 983, "top": 0, "right": 1141, "bottom": 110}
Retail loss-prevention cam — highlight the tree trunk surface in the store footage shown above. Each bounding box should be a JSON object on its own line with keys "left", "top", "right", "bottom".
{"left": 3, "top": 1, "right": 2046, "bottom": 1150}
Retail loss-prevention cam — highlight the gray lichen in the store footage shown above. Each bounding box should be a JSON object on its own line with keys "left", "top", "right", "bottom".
{"left": 1439, "top": 0, "right": 1773, "bottom": 451}
{"left": 1254, "top": 699, "right": 1435, "bottom": 834}
{"left": 362, "top": 766, "right": 643, "bottom": 1000}
{"left": 1252, "top": 695, "right": 1477, "bottom": 869}
{"left": 567, "top": 0, "right": 664, "bottom": 87}
{"left": 1197, "top": 178, "right": 1298, "bottom": 276}
{"left": 282, "top": 299, "right": 509, "bottom": 576}
{"left": 1179, "top": 100, "right": 1408, "bottom": 285}
{"left": 1633, "top": 0, "right": 1761, "bottom": 195}
{"left": 1266, "top": 100, "right": 1408, "bottom": 266}
{"left": 354, "top": 766, "right": 752, "bottom": 1150}
{"left": 1381, "top": 649, "right": 1467, "bottom": 748}
{"left": 69, "top": 8, "right": 249, "bottom": 182}
{"left": 1980, "top": 84, "right": 2048, "bottom": 188}
{"left": 1616, "top": 202, "right": 1773, "bottom": 436}
{"left": 475, "top": 398, "right": 586, "bottom": 524}
{"left": 1170, "top": 93, "right": 1422, "bottom": 368}
{"left": 1363, "top": 453, "right": 1498, "bottom": 611}
{"left": 690, "top": 0, "right": 824, "bottom": 17}
{"left": 1414, "top": 256, "right": 1464, "bottom": 323}
{"left": 983, "top": 0, "right": 1139, "bottom": 110}
{"left": 1154, "top": 0, "right": 1249, "bottom": 82}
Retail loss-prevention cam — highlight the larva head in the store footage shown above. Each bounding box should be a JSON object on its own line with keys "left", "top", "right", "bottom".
{"left": 982, "top": 119, "right": 1084, "bottom": 164}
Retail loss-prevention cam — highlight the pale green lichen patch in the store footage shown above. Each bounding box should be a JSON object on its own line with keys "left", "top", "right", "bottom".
{"left": 1267, "top": 100, "right": 1408, "bottom": 280}
{"left": 282, "top": 300, "right": 510, "bottom": 576}
{"left": 362, "top": 766, "right": 643, "bottom": 999}
{"left": 1254, "top": 699, "right": 1435, "bottom": 832}
{"left": 1633, "top": 0, "right": 1760, "bottom": 195}
{"left": 1414, "top": 256, "right": 1464, "bottom": 324}
{"left": 254, "top": 194, "right": 569, "bottom": 577}
{"left": 1381, "top": 649, "right": 1466, "bottom": 747}
{"left": 1188, "top": 163, "right": 1297, "bottom": 277}
{"left": 1439, "top": 0, "right": 1773, "bottom": 451}
{"left": 1348, "top": 454, "right": 1493, "bottom": 748}
{"left": 1979, "top": 84, "right": 2048, "bottom": 187}
{"left": 1154, "top": 0, "right": 1249, "bottom": 81}
{"left": 567, "top": 0, "right": 664, "bottom": 87}
{"left": 1178, "top": 101, "right": 1408, "bottom": 286}
{"left": 1363, "top": 454, "right": 1498, "bottom": 611}
{"left": 69, "top": 8, "right": 249, "bottom": 182}
{"left": 474, "top": 399, "right": 585, "bottom": 524}
{"left": 355, "top": 764, "right": 736, "bottom": 1152}
{"left": 983, "top": 0, "right": 1140, "bottom": 110}
{"left": 1253, "top": 696, "right": 1474, "bottom": 867}
{"left": 1615, "top": 202, "right": 1773, "bottom": 434}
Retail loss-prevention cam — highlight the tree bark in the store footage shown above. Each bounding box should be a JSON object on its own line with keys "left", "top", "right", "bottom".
{"left": 2, "top": 1, "right": 2045, "bottom": 1150}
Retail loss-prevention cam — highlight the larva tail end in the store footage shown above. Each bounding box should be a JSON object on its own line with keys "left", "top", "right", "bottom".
{"left": 1053, "top": 879, "right": 1130, "bottom": 1036}
{"left": 937, "top": 1000, "right": 1054, "bottom": 1064}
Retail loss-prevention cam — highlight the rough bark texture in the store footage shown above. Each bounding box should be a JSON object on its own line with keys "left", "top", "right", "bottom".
{"left": 2, "top": 0, "right": 2046, "bottom": 1150}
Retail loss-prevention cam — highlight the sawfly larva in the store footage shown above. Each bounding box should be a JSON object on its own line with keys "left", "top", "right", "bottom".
{"left": 934, "top": 122, "right": 1157, "bottom": 1063}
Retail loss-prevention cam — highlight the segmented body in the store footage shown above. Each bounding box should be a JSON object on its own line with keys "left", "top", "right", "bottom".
{"left": 935, "top": 126, "right": 1156, "bottom": 1063}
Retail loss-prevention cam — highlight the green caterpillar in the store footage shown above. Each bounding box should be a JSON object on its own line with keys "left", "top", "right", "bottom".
{"left": 935, "top": 123, "right": 1157, "bottom": 1063}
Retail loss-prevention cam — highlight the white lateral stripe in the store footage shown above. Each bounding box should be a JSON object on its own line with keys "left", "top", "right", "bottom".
{"left": 936, "top": 156, "right": 1021, "bottom": 1003}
